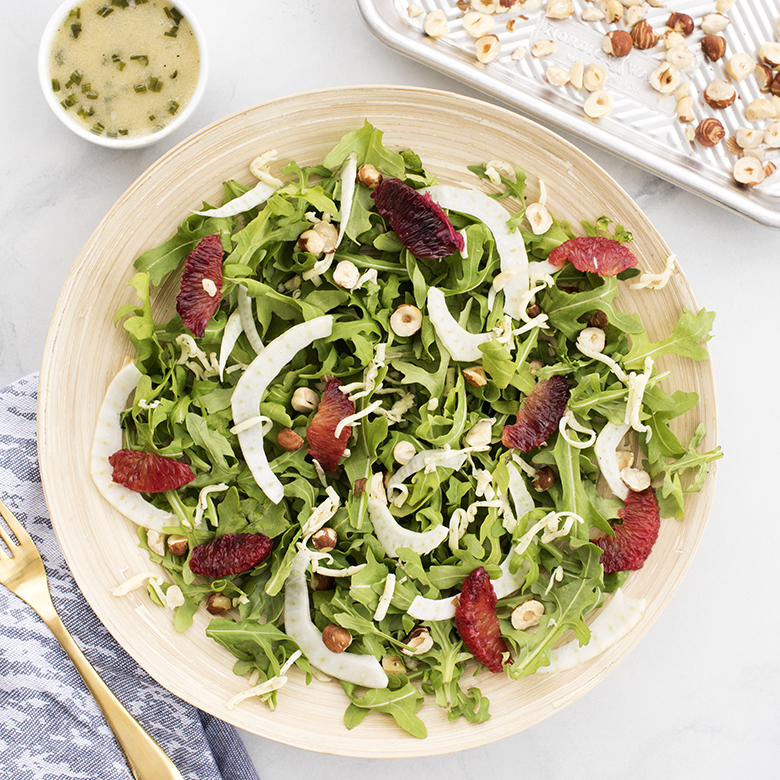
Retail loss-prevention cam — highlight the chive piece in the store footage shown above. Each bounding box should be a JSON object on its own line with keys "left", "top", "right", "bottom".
{"left": 90, "top": 122, "right": 105, "bottom": 135}
{"left": 97, "top": 6, "right": 114, "bottom": 17}
{"left": 65, "top": 70, "right": 83, "bottom": 88}
{"left": 164, "top": 26, "right": 179, "bottom": 38}
{"left": 84, "top": 89, "right": 99, "bottom": 100}
{"left": 52, "top": 79, "right": 61, "bottom": 92}
{"left": 80, "top": 82, "right": 90, "bottom": 93}
{"left": 106, "top": 130, "right": 118, "bottom": 138}
{"left": 148, "top": 114, "right": 156, "bottom": 121}
{"left": 134, "top": 83, "right": 147, "bottom": 93}
{"left": 130, "top": 54, "right": 150, "bottom": 66}
{"left": 60, "top": 94, "right": 78, "bottom": 110}
{"left": 117, "top": 61, "right": 126, "bottom": 71}
{"left": 149, "top": 77, "right": 163, "bottom": 92}
{"left": 168, "top": 100, "right": 180, "bottom": 115}
{"left": 77, "top": 106, "right": 95, "bottom": 118}
{"left": 164, "top": 6, "right": 183, "bottom": 22}
{"left": 68, "top": 7, "right": 81, "bottom": 19}
{"left": 118, "top": 128, "right": 129, "bottom": 135}
{"left": 170, "top": 69, "right": 178, "bottom": 79}
{"left": 71, "top": 21, "right": 82, "bottom": 37}
{"left": 111, "top": 0, "right": 129, "bottom": 7}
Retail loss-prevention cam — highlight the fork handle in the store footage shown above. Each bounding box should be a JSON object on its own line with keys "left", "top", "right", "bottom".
{"left": 45, "top": 611, "right": 185, "bottom": 780}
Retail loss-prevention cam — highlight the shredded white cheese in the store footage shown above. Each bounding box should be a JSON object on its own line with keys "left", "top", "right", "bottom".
{"left": 630, "top": 253, "right": 677, "bottom": 290}
{"left": 558, "top": 410, "right": 597, "bottom": 449}
{"left": 373, "top": 572, "right": 397, "bottom": 622}
{"left": 624, "top": 357, "right": 654, "bottom": 441}
{"left": 218, "top": 309, "right": 243, "bottom": 381}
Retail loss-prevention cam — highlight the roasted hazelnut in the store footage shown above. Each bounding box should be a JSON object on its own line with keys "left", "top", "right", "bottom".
{"left": 510, "top": 599, "right": 545, "bottom": 630}
{"left": 423, "top": 9, "right": 449, "bottom": 37}
{"left": 276, "top": 427, "right": 304, "bottom": 452}
{"left": 694, "top": 118, "right": 725, "bottom": 147}
{"left": 526, "top": 303, "right": 542, "bottom": 318}
{"left": 462, "top": 10, "right": 494, "bottom": 37}
{"left": 631, "top": 20, "right": 658, "bottom": 50}
{"left": 291, "top": 386, "right": 319, "bottom": 413}
{"left": 352, "top": 477, "right": 368, "bottom": 496}
{"left": 390, "top": 304, "right": 423, "bottom": 337}
{"left": 756, "top": 63, "right": 774, "bottom": 92}
{"left": 620, "top": 467, "right": 651, "bottom": 492}
{"left": 602, "top": 29, "right": 633, "bottom": 57}
{"left": 296, "top": 229, "right": 325, "bottom": 257}
{"left": 546, "top": 0, "right": 574, "bottom": 20}
{"left": 401, "top": 627, "right": 434, "bottom": 656}
{"left": 393, "top": 440, "right": 417, "bottom": 465}
{"left": 309, "top": 572, "right": 335, "bottom": 591}
{"left": 206, "top": 593, "right": 232, "bottom": 615}
{"left": 703, "top": 79, "right": 737, "bottom": 109}
{"left": 760, "top": 42, "right": 780, "bottom": 68}
{"left": 701, "top": 34, "right": 726, "bottom": 62}
{"left": 322, "top": 624, "right": 352, "bottom": 653}
{"left": 476, "top": 34, "right": 501, "bottom": 63}
{"left": 463, "top": 366, "right": 488, "bottom": 387}
{"left": 532, "top": 465, "right": 555, "bottom": 492}
{"left": 667, "top": 12, "right": 694, "bottom": 36}
{"left": 700, "top": 12, "right": 730, "bottom": 35}
{"left": 332, "top": 259, "right": 361, "bottom": 290}
{"left": 311, "top": 527, "right": 338, "bottom": 552}
{"left": 770, "top": 72, "right": 780, "bottom": 98}
{"left": 588, "top": 310, "right": 609, "bottom": 329}
{"left": 382, "top": 654, "right": 406, "bottom": 674}
{"left": 733, "top": 157, "right": 765, "bottom": 186}
{"left": 167, "top": 534, "right": 189, "bottom": 557}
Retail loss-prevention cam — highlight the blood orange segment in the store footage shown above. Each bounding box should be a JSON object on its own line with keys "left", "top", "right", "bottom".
{"left": 306, "top": 376, "right": 355, "bottom": 472}
{"left": 175, "top": 233, "right": 224, "bottom": 337}
{"left": 109, "top": 448, "right": 195, "bottom": 493}
{"left": 502, "top": 375, "right": 570, "bottom": 452}
{"left": 189, "top": 532, "right": 273, "bottom": 577}
{"left": 455, "top": 567, "right": 511, "bottom": 674}
{"left": 547, "top": 236, "right": 638, "bottom": 277}
{"left": 371, "top": 178, "right": 465, "bottom": 260}
{"left": 595, "top": 487, "right": 661, "bottom": 573}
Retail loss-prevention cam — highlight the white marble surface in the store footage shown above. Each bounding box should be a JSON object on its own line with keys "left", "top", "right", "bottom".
{"left": 2, "top": 1, "right": 778, "bottom": 778}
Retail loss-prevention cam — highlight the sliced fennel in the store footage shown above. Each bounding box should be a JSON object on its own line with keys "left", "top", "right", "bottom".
{"left": 426, "top": 286, "right": 492, "bottom": 362}
{"left": 90, "top": 361, "right": 177, "bottom": 532}
{"left": 284, "top": 550, "right": 388, "bottom": 688}
{"left": 232, "top": 315, "right": 333, "bottom": 503}
{"left": 594, "top": 422, "right": 630, "bottom": 501}
{"left": 194, "top": 181, "right": 278, "bottom": 218}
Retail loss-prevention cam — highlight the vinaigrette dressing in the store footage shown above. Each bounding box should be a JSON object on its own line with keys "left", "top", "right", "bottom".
{"left": 49, "top": 0, "right": 200, "bottom": 139}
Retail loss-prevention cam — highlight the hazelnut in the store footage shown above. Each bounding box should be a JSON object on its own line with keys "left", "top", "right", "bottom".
{"left": 583, "top": 63, "right": 607, "bottom": 92}
{"left": 532, "top": 39, "right": 557, "bottom": 58}
{"left": 666, "top": 45, "right": 696, "bottom": 70}
{"left": 760, "top": 42, "right": 780, "bottom": 68}
{"left": 546, "top": 0, "right": 574, "bottom": 20}
{"left": 309, "top": 572, "right": 334, "bottom": 591}
{"left": 701, "top": 34, "right": 726, "bottom": 62}
{"left": 703, "top": 79, "right": 737, "bottom": 109}
{"left": 393, "top": 440, "right": 416, "bottom": 465}
{"left": 353, "top": 477, "right": 368, "bottom": 496}
{"left": 598, "top": 0, "right": 623, "bottom": 23}
{"left": 471, "top": 0, "right": 498, "bottom": 12}
{"left": 423, "top": 9, "right": 449, "bottom": 37}
{"left": 462, "top": 10, "right": 494, "bottom": 37}
{"left": 603, "top": 30, "right": 633, "bottom": 57}
{"left": 145, "top": 530, "right": 166, "bottom": 557}
{"left": 584, "top": 90, "right": 614, "bottom": 118}
{"left": 577, "top": 326, "right": 606, "bottom": 353}
{"left": 631, "top": 20, "right": 658, "bottom": 50}
{"left": 462, "top": 365, "right": 488, "bottom": 387}
{"left": 725, "top": 136, "right": 742, "bottom": 156}
{"left": 291, "top": 386, "right": 319, "bottom": 413}
{"left": 667, "top": 12, "right": 694, "bottom": 36}
{"left": 510, "top": 599, "right": 545, "bottom": 630}
{"left": 322, "top": 624, "right": 352, "bottom": 653}
{"left": 663, "top": 29, "right": 686, "bottom": 49}
{"left": 311, "top": 527, "right": 338, "bottom": 552}
{"left": 390, "top": 303, "right": 423, "bottom": 337}
{"left": 694, "top": 118, "right": 726, "bottom": 147}
{"left": 312, "top": 220, "right": 338, "bottom": 253}
{"left": 382, "top": 654, "right": 406, "bottom": 674}
{"left": 764, "top": 122, "right": 780, "bottom": 148}
{"left": 745, "top": 99, "right": 778, "bottom": 121}
{"left": 332, "top": 259, "right": 361, "bottom": 290}
{"left": 465, "top": 418, "right": 494, "bottom": 449}
{"left": 475, "top": 34, "right": 501, "bottom": 64}
{"left": 528, "top": 359, "right": 544, "bottom": 374}
{"left": 733, "top": 157, "right": 766, "bottom": 186}
{"left": 588, "top": 310, "right": 609, "bottom": 329}
{"left": 206, "top": 593, "right": 232, "bottom": 615}
{"left": 616, "top": 449, "right": 634, "bottom": 471}
{"left": 401, "top": 627, "right": 434, "bottom": 656}
{"left": 649, "top": 62, "right": 682, "bottom": 94}
{"left": 620, "top": 467, "right": 651, "bottom": 492}
{"left": 569, "top": 60, "right": 585, "bottom": 90}
{"left": 532, "top": 465, "right": 555, "bottom": 491}
{"left": 727, "top": 53, "right": 756, "bottom": 81}
{"left": 765, "top": 161, "right": 777, "bottom": 179}
{"left": 735, "top": 127, "right": 764, "bottom": 150}
{"left": 756, "top": 63, "right": 774, "bottom": 92}
{"left": 581, "top": 7, "right": 605, "bottom": 21}
{"left": 167, "top": 534, "right": 189, "bottom": 557}
{"left": 700, "top": 12, "right": 730, "bottom": 35}
{"left": 510, "top": 44, "right": 527, "bottom": 60}
{"left": 296, "top": 229, "right": 325, "bottom": 257}
{"left": 526, "top": 303, "right": 542, "bottom": 318}
{"left": 546, "top": 66, "right": 571, "bottom": 88}
{"left": 407, "top": 4, "right": 424, "bottom": 17}
{"left": 277, "top": 427, "right": 305, "bottom": 452}
{"left": 357, "top": 163, "right": 382, "bottom": 189}
{"left": 676, "top": 95, "right": 696, "bottom": 123}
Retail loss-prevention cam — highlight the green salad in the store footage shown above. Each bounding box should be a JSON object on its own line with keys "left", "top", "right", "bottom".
{"left": 92, "top": 122, "right": 722, "bottom": 738}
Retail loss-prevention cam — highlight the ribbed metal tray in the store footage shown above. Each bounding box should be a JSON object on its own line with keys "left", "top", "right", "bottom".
{"left": 357, "top": 0, "right": 780, "bottom": 228}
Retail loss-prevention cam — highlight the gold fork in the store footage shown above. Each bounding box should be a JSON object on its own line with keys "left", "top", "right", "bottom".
{"left": 0, "top": 499, "right": 184, "bottom": 780}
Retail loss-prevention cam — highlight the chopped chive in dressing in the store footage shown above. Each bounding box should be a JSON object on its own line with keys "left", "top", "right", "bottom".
{"left": 48, "top": 0, "right": 199, "bottom": 139}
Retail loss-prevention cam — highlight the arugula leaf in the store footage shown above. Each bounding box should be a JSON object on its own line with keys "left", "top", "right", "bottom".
{"left": 341, "top": 678, "right": 428, "bottom": 739}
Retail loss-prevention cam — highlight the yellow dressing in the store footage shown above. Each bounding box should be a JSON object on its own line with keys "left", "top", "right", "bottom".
{"left": 48, "top": 0, "right": 200, "bottom": 139}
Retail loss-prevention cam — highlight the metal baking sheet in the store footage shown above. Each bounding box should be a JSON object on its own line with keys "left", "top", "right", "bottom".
{"left": 357, "top": 0, "right": 780, "bottom": 228}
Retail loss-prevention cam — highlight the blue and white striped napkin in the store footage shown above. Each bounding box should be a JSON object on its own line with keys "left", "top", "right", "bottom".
{"left": 0, "top": 374, "right": 261, "bottom": 780}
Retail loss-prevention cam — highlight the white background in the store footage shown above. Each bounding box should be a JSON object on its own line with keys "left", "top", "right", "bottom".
{"left": 2, "top": 2, "right": 778, "bottom": 778}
